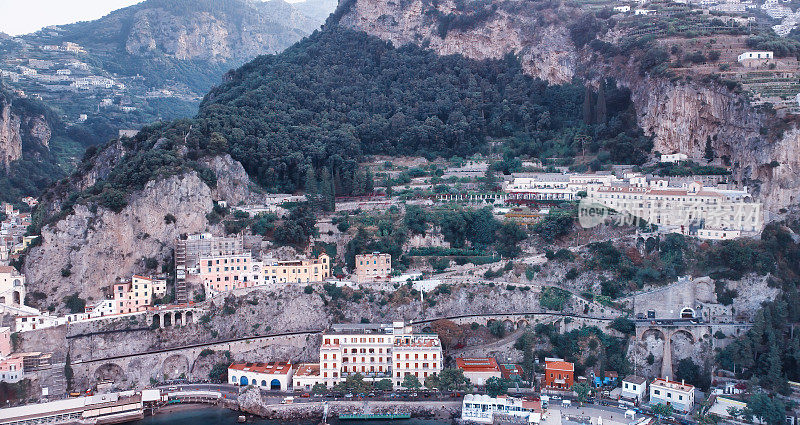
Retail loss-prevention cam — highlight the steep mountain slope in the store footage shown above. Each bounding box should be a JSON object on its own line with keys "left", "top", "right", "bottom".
{"left": 336, "top": 0, "right": 800, "bottom": 210}
{"left": 0, "top": 89, "right": 77, "bottom": 202}
{"left": 24, "top": 27, "right": 651, "bottom": 308}
{"left": 0, "top": 0, "right": 336, "bottom": 200}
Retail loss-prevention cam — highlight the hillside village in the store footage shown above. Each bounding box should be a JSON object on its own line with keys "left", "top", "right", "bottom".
{"left": 0, "top": 148, "right": 797, "bottom": 424}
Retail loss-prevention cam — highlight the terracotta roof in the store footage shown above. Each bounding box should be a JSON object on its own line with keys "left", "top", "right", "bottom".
{"left": 545, "top": 361, "right": 574, "bottom": 372}
{"left": 522, "top": 400, "right": 542, "bottom": 412}
{"left": 228, "top": 361, "right": 292, "bottom": 375}
{"left": 456, "top": 357, "right": 500, "bottom": 373}
{"left": 294, "top": 363, "right": 320, "bottom": 377}
{"left": 0, "top": 266, "right": 18, "bottom": 274}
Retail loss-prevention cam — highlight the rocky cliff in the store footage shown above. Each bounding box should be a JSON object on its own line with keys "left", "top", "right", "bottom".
{"left": 0, "top": 91, "right": 54, "bottom": 171}
{"left": 53, "top": 0, "right": 322, "bottom": 65}
{"left": 0, "top": 96, "right": 22, "bottom": 171}
{"left": 24, "top": 154, "right": 256, "bottom": 308}
{"left": 121, "top": 2, "right": 317, "bottom": 62}
{"left": 338, "top": 0, "right": 799, "bottom": 211}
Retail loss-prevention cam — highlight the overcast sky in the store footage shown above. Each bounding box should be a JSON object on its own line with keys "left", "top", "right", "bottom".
{"left": 0, "top": 0, "right": 144, "bottom": 36}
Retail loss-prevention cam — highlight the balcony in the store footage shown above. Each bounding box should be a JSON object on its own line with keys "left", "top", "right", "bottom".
{"left": 342, "top": 371, "right": 392, "bottom": 379}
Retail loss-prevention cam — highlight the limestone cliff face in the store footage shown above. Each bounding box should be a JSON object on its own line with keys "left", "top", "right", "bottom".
{"left": 338, "top": 0, "right": 799, "bottom": 211}
{"left": 339, "top": 0, "right": 577, "bottom": 83}
{"left": 113, "top": 0, "right": 319, "bottom": 63}
{"left": 0, "top": 98, "right": 22, "bottom": 170}
{"left": 0, "top": 93, "right": 53, "bottom": 170}
{"left": 24, "top": 155, "right": 255, "bottom": 308}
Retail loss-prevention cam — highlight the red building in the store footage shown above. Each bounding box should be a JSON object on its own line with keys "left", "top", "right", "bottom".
{"left": 544, "top": 360, "right": 574, "bottom": 389}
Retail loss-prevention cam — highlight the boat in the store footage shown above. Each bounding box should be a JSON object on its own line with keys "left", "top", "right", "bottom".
{"left": 338, "top": 413, "right": 412, "bottom": 420}
{"left": 237, "top": 415, "right": 246, "bottom": 423}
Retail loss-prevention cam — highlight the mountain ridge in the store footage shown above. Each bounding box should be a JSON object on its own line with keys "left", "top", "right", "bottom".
{"left": 335, "top": 0, "right": 800, "bottom": 211}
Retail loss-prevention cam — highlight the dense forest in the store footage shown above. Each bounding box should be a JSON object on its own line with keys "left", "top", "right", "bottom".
{"left": 40, "top": 26, "right": 653, "bottom": 218}
{"left": 198, "top": 27, "right": 651, "bottom": 192}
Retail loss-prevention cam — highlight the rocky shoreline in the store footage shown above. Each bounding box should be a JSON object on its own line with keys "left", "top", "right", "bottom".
{"left": 237, "top": 387, "right": 461, "bottom": 421}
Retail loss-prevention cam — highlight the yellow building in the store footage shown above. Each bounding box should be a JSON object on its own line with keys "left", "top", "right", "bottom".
{"left": 354, "top": 253, "right": 391, "bottom": 283}
{"left": 199, "top": 253, "right": 331, "bottom": 295}
{"left": 255, "top": 253, "right": 331, "bottom": 284}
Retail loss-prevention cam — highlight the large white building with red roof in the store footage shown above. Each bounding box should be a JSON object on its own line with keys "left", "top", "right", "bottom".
{"left": 228, "top": 361, "right": 294, "bottom": 391}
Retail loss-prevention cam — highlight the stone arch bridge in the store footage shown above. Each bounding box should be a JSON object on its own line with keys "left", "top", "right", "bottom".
{"left": 72, "top": 330, "right": 321, "bottom": 388}
{"left": 411, "top": 312, "right": 615, "bottom": 334}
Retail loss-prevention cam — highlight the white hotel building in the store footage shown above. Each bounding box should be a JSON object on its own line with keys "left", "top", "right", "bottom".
{"left": 319, "top": 322, "right": 442, "bottom": 388}
{"left": 504, "top": 172, "right": 764, "bottom": 239}
{"left": 587, "top": 179, "right": 762, "bottom": 238}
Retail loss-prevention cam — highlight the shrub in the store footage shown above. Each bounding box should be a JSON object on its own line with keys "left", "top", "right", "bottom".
{"left": 62, "top": 293, "right": 86, "bottom": 314}
{"left": 539, "top": 287, "right": 570, "bottom": 311}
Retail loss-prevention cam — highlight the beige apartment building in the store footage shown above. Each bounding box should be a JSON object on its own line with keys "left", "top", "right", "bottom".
{"left": 319, "top": 322, "right": 443, "bottom": 388}
{"left": 588, "top": 180, "right": 762, "bottom": 237}
{"left": 255, "top": 254, "right": 331, "bottom": 285}
{"left": 199, "top": 253, "right": 331, "bottom": 294}
{"left": 112, "top": 275, "right": 167, "bottom": 314}
{"left": 354, "top": 252, "right": 391, "bottom": 283}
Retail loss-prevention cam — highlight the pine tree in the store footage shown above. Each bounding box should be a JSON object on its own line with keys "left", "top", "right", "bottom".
{"left": 354, "top": 169, "right": 366, "bottom": 196}
{"left": 704, "top": 136, "right": 715, "bottom": 163}
{"left": 304, "top": 164, "right": 319, "bottom": 208}
{"left": 583, "top": 86, "right": 594, "bottom": 125}
{"left": 364, "top": 169, "right": 374, "bottom": 194}
{"left": 764, "top": 343, "right": 783, "bottom": 389}
{"left": 65, "top": 352, "right": 74, "bottom": 392}
{"left": 595, "top": 80, "right": 607, "bottom": 124}
{"left": 319, "top": 167, "right": 335, "bottom": 211}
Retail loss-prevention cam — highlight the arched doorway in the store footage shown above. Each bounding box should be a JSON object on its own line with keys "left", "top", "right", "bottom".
{"left": 261, "top": 380, "right": 267, "bottom": 387}
{"left": 185, "top": 311, "right": 193, "bottom": 324}
{"left": 163, "top": 314, "right": 172, "bottom": 327}
{"left": 680, "top": 308, "right": 695, "bottom": 319}
{"left": 12, "top": 291, "right": 20, "bottom": 304}
{"left": 240, "top": 376, "right": 249, "bottom": 386}
{"left": 175, "top": 312, "right": 183, "bottom": 326}
{"left": 152, "top": 315, "right": 161, "bottom": 328}
{"left": 270, "top": 379, "right": 281, "bottom": 390}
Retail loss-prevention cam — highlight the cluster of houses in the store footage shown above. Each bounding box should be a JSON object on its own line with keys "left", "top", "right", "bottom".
{"left": 177, "top": 232, "right": 393, "bottom": 300}
{"left": 0, "top": 326, "right": 52, "bottom": 385}
{"left": 0, "top": 202, "right": 36, "bottom": 264}
{"left": 460, "top": 358, "right": 697, "bottom": 424}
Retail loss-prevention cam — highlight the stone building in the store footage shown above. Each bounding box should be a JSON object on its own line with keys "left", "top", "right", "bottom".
{"left": 354, "top": 252, "right": 391, "bottom": 283}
